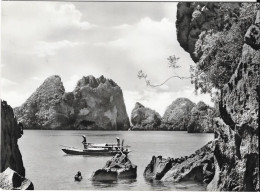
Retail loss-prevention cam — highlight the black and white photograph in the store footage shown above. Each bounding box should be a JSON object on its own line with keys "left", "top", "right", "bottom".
{"left": 0, "top": 1, "right": 259, "bottom": 190}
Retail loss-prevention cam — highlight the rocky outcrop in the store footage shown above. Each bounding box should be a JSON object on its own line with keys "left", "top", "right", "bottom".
{"left": 14, "top": 75, "right": 130, "bottom": 130}
{"left": 1, "top": 100, "right": 25, "bottom": 177}
{"left": 130, "top": 102, "right": 161, "bottom": 130}
{"left": 91, "top": 153, "right": 137, "bottom": 181}
{"left": 207, "top": 33, "right": 260, "bottom": 191}
{"left": 144, "top": 141, "right": 214, "bottom": 184}
{"left": 176, "top": 3, "right": 259, "bottom": 191}
{"left": 0, "top": 168, "right": 34, "bottom": 190}
{"left": 161, "top": 98, "right": 195, "bottom": 131}
{"left": 187, "top": 101, "right": 215, "bottom": 133}
{"left": 176, "top": 2, "right": 240, "bottom": 62}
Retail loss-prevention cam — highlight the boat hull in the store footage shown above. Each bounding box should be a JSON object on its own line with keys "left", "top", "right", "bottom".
{"left": 62, "top": 148, "right": 130, "bottom": 156}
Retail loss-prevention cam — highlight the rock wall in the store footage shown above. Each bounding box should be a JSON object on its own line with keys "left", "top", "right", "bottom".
{"left": 130, "top": 102, "right": 161, "bottom": 130}
{"left": 14, "top": 75, "right": 130, "bottom": 130}
{"left": 176, "top": 2, "right": 240, "bottom": 62}
{"left": 176, "top": 3, "right": 259, "bottom": 191}
{"left": 1, "top": 100, "right": 25, "bottom": 177}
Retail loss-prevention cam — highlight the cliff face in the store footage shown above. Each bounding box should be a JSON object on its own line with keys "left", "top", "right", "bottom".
{"left": 187, "top": 101, "right": 215, "bottom": 133}
{"left": 1, "top": 100, "right": 25, "bottom": 176}
{"left": 131, "top": 102, "right": 161, "bottom": 130}
{"left": 14, "top": 75, "right": 130, "bottom": 130}
{"left": 176, "top": 3, "right": 259, "bottom": 191}
{"left": 176, "top": 2, "right": 241, "bottom": 62}
{"left": 162, "top": 98, "right": 195, "bottom": 131}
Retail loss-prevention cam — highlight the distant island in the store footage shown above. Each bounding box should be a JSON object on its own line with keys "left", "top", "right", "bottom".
{"left": 14, "top": 75, "right": 130, "bottom": 130}
{"left": 130, "top": 98, "right": 216, "bottom": 133}
{"left": 14, "top": 74, "right": 216, "bottom": 133}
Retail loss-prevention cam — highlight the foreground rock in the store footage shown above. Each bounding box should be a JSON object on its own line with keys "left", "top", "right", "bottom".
{"left": 1, "top": 100, "right": 25, "bottom": 176}
{"left": 131, "top": 102, "right": 161, "bottom": 130}
{"left": 176, "top": 3, "right": 259, "bottom": 191}
{"left": 92, "top": 153, "right": 137, "bottom": 181}
{"left": 0, "top": 168, "right": 34, "bottom": 190}
{"left": 187, "top": 101, "right": 215, "bottom": 133}
{"left": 14, "top": 75, "right": 130, "bottom": 130}
{"left": 144, "top": 141, "right": 214, "bottom": 183}
{"left": 161, "top": 98, "right": 195, "bottom": 131}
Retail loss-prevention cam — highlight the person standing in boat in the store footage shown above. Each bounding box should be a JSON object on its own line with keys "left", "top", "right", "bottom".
{"left": 116, "top": 137, "right": 120, "bottom": 147}
{"left": 82, "top": 135, "right": 87, "bottom": 149}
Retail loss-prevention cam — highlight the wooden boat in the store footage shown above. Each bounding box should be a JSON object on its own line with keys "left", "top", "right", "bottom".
{"left": 61, "top": 136, "right": 131, "bottom": 156}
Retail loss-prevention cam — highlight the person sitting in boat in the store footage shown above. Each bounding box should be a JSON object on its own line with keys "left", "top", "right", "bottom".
{"left": 74, "top": 171, "right": 82, "bottom": 182}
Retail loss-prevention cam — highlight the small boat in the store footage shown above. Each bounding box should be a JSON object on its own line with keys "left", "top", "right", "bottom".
{"left": 61, "top": 136, "right": 131, "bottom": 156}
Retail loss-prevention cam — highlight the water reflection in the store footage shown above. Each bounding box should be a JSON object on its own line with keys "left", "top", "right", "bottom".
{"left": 91, "top": 178, "right": 137, "bottom": 189}
{"left": 91, "top": 180, "right": 118, "bottom": 189}
{"left": 144, "top": 177, "right": 206, "bottom": 191}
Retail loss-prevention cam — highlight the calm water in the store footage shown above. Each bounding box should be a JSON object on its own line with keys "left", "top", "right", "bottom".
{"left": 19, "top": 130, "right": 213, "bottom": 190}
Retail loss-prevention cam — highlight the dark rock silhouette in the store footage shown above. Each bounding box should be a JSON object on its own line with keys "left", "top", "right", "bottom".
{"left": 1, "top": 100, "right": 25, "bottom": 176}
{"left": 14, "top": 75, "right": 130, "bottom": 130}
{"left": 0, "top": 168, "right": 34, "bottom": 190}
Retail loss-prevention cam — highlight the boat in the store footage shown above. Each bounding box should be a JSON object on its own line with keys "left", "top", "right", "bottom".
{"left": 61, "top": 136, "right": 131, "bottom": 156}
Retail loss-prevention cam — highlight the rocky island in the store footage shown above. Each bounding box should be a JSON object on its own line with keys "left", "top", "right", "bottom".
{"left": 130, "top": 102, "right": 162, "bottom": 130}
{"left": 161, "top": 98, "right": 195, "bottom": 131}
{"left": 130, "top": 98, "right": 215, "bottom": 133}
{"left": 14, "top": 75, "right": 130, "bottom": 130}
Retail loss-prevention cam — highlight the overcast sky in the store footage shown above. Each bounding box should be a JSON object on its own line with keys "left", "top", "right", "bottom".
{"left": 1, "top": 1, "right": 213, "bottom": 117}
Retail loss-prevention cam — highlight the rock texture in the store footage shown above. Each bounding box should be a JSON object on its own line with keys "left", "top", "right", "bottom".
{"left": 162, "top": 98, "right": 195, "bottom": 131}
{"left": 176, "top": 3, "right": 259, "bottom": 191}
{"left": 187, "top": 101, "right": 215, "bottom": 133}
{"left": 144, "top": 141, "right": 214, "bottom": 184}
{"left": 0, "top": 167, "right": 34, "bottom": 190}
{"left": 130, "top": 102, "right": 161, "bottom": 130}
{"left": 176, "top": 2, "right": 240, "bottom": 62}
{"left": 1, "top": 100, "right": 25, "bottom": 177}
{"left": 14, "top": 75, "right": 130, "bottom": 130}
{"left": 91, "top": 153, "right": 137, "bottom": 181}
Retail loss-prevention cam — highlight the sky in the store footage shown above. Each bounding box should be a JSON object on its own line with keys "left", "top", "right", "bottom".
{"left": 1, "top": 1, "right": 213, "bottom": 117}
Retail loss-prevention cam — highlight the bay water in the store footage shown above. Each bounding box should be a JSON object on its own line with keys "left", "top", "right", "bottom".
{"left": 19, "top": 130, "right": 213, "bottom": 190}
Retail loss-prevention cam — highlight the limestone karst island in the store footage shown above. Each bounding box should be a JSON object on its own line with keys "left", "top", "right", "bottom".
{"left": 1, "top": 2, "right": 259, "bottom": 191}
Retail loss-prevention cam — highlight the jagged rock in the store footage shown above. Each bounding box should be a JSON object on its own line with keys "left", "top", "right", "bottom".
{"left": 162, "top": 98, "right": 195, "bottom": 131}
{"left": 1, "top": 100, "right": 25, "bottom": 176}
{"left": 207, "top": 44, "right": 259, "bottom": 191}
{"left": 130, "top": 102, "right": 161, "bottom": 130}
{"left": 0, "top": 168, "right": 34, "bottom": 190}
{"left": 91, "top": 153, "right": 137, "bottom": 181}
{"left": 176, "top": 2, "right": 259, "bottom": 191}
{"left": 14, "top": 75, "right": 130, "bottom": 130}
{"left": 91, "top": 169, "right": 118, "bottom": 181}
{"left": 143, "top": 156, "right": 173, "bottom": 180}
{"left": 187, "top": 101, "right": 215, "bottom": 133}
{"left": 144, "top": 142, "right": 215, "bottom": 183}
